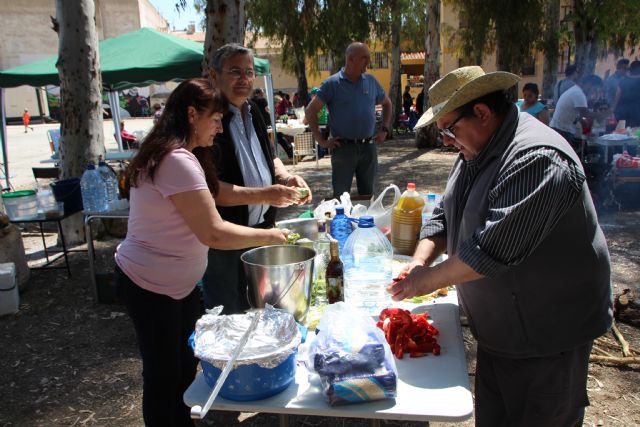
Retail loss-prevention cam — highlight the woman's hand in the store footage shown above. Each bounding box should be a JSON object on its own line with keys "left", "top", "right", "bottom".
{"left": 265, "top": 227, "right": 289, "bottom": 245}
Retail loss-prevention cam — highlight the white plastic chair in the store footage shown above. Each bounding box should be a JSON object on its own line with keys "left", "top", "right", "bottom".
{"left": 291, "top": 132, "right": 318, "bottom": 168}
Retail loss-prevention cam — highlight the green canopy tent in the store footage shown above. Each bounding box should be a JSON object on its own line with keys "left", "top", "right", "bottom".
{"left": 0, "top": 28, "right": 274, "bottom": 190}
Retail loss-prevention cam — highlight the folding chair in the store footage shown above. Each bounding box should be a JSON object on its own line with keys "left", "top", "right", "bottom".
{"left": 292, "top": 132, "right": 319, "bottom": 168}
{"left": 46, "top": 129, "right": 61, "bottom": 154}
{"left": 32, "top": 167, "right": 60, "bottom": 190}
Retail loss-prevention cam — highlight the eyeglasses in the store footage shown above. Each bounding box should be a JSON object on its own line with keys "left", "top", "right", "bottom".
{"left": 438, "top": 112, "right": 465, "bottom": 139}
{"left": 225, "top": 67, "right": 255, "bottom": 79}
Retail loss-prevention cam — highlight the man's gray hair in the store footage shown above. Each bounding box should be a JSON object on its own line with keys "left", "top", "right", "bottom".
{"left": 211, "top": 43, "right": 253, "bottom": 72}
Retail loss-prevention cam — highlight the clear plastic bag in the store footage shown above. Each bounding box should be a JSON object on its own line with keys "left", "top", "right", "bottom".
{"left": 308, "top": 302, "right": 398, "bottom": 406}
{"left": 366, "top": 184, "right": 400, "bottom": 233}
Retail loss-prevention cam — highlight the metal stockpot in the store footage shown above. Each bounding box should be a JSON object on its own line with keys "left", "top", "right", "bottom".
{"left": 241, "top": 245, "right": 315, "bottom": 322}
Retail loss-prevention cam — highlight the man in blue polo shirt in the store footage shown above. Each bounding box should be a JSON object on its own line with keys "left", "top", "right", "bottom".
{"left": 306, "top": 42, "right": 392, "bottom": 198}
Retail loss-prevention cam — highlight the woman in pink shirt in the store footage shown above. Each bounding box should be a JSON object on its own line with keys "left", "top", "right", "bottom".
{"left": 114, "top": 78, "right": 287, "bottom": 426}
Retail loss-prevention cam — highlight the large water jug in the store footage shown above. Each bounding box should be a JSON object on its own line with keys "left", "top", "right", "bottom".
{"left": 391, "top": 183, "right": 425, "bottom": 255}
{"left": 342, "top": 215, "right": 393, "bottom": 315}
{"left": 98, "top": 159, "right": 119, "bottom": 207}
{"left": 330, "top": 206, "right": 352, "bottom": 255}
{"left": 80, "top": 163, "right": 108, "bottom": 213}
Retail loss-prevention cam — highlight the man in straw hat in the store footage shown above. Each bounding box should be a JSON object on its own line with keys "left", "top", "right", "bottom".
{"left": 388, "top": 66, "right": 612, "bottom": 426}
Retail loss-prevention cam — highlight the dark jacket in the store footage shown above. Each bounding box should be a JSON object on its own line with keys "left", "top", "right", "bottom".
{"left": 211, "top": 100, "right": 278, "bottom": 228}
{"left": 443, "top": 108, "right": 612, "bottom": 358}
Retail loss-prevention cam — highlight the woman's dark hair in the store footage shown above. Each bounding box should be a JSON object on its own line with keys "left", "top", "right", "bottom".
{"left": 456, "top": 90, "right": 512, "bottom": 117}
{"left": 522, "top": 83, "right": 539, "bottom": 97}
{"left": 127, "top": 78, "right": 226, "bottom": 195}
{"left": 629, "top": 60, "right": 640, "bottom": 76}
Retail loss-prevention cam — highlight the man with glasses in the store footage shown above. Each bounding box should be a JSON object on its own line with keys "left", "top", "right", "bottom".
{"left": 306, "top": 42, "right": 392, "bottom": 198}
{"left": 199, "top": 43, "right": 311, "bottom": 314}
{"left": 388, "top": 66, "right": 612, "bottom": 426}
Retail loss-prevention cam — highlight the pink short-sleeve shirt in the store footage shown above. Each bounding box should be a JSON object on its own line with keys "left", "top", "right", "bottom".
{"left": 115, "top": 148, "right": 210, "bottom": 299}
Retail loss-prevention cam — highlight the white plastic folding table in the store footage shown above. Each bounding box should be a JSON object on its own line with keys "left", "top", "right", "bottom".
{"left": 184, "top": 292, "right": 473, "bottom": 426}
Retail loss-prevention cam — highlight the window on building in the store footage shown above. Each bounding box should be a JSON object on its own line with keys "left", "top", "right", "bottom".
{"left": 370, "top": 52, "right": 389, "bottom": 69}
{"left": 522, "top": 57, "right": 536, "bottom": 76}
{"left": 317, "top": 55, "right": 333, "bottom": 72}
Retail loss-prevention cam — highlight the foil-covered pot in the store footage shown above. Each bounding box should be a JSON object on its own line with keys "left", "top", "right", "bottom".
{"left": 193, "top": 307, "right": 302, "bottom": 401}
{"left": 194, "top": 307, "right": 301, "bottom": 369}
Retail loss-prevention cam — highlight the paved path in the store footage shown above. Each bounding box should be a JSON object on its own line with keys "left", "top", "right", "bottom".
{"left": 2, "top": 118, "right": 154, "bottom": 190}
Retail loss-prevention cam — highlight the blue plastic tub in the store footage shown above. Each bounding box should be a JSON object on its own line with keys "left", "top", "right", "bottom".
{"left": 189, "top": 333, "right": 297, "bottom": 401}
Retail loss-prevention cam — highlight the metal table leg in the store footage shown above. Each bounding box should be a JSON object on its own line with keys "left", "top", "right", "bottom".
{"left": 278, "top": 414, "right": 289, "bottom": 427}
{"left": 38, "top": 221, "right": 50, "bottom": 263}
{"left": 56, "top": 218, "right": 72, "bottom": 277}
{"left": 85, "top": 215, "right": 98, "bottom": 302}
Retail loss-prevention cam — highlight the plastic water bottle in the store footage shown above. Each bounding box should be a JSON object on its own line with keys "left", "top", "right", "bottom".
{"left": 342, "top": 216, "right": 393, "bottom": 315}
{"left": 391, "top": 183, "right": 425, "bottom": 255}
{"left": 98, "top": 159, "right": 119, "bottom": 208}
{"left": 422, "top": 193, "right": 438, "bottom": 225}
{"left": 80, "top": 163, "right": 108, "bottom": 213}
{"left": 330, "top": 206, "right": 353, "bottom": 255}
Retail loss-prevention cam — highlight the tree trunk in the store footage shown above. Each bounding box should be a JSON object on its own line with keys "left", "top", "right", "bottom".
{"left": 572, "top": 0, "right": 599, "bottom": 77}
{"left": 542, "top": 0, "right": 560, "bottom": 101}
{"left": 329, "top": 51, "right": 343, "bottom": 75}
{"left": 202, "top": 0, "right": 246, "bottom": 72}
{"left": 293, "top": 41, "right": 310, "bottom": 107}
{"left": 55, "top": 0, "right": 105, "bottom": 244}
{"left": 416, "top": 0, "right": 440, "bottom": 149}
{"left": 389, "top": 4, "right": 402, "bottom": 133}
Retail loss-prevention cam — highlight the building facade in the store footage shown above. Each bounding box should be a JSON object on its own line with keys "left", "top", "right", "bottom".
{"left": 0, "top": 0, "right": 167, "bottom": 122}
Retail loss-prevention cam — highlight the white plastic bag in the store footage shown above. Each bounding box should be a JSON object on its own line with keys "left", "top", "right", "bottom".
{"left": 314, "top": 192, "right": 361, "bottom": 219}
{"left": 366, "top": 184, "right": 400, "bottom": 232}
{"left": 314, "top": 199, "right": 340, "bottom": 219}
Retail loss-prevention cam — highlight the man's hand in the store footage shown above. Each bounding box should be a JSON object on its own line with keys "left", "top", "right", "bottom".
{"left": 387, "top": 265, "right": 439, "bottom": 301}
{"left": 375, "top": 129, "right": 387, "bottom": 143}
{"left": 318, "top": 137, "right": 342, "bottom": 150}
{"left": 286, "top": 175, "right": 313, "bottom": 204}
{"left": 264, "top": 185, "right": 301, "bottom": 207}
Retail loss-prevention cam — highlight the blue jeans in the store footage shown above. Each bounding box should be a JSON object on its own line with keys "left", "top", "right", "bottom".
{"left": 330, "top": 141, "right": 378, "bottom": 198}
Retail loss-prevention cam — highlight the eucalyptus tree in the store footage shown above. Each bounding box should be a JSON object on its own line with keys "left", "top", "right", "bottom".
{"left": 245, "top": 0, "right": 320, "bottom": 106}
{"left": 415, "top": 0, "right": 441, "bottom": 148}
{"left": 541, "top": 0, "right": 560, "bottom": 100}
{"left": 316, "top": 0, "right": 372, "bottom": 74}
{"left": 565, "top": 0, "right": 640, "bottom": 76}
{"left": 372, "top": 0, "right": 404, "bottom": 129}
{"left": 177, "top": 0, "right": 246, "bottom": 72}
{"left": 451, "top": 0, "right": 545, "bottom": 77}
{"left": 372, "top": 0, "right": 429, "bottom": 135}
{"left": 53, "top": 0, "right": 105, "bottom": 243}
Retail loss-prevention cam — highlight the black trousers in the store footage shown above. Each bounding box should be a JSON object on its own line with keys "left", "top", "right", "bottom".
{"left": 115, "top": 266, "right": 201, "bottom": 427}
{"left": 475, "top": 342, "right": 592, "bottom": 427}
{"left": 202, "top": 248, "right": 252, "bottom": 315}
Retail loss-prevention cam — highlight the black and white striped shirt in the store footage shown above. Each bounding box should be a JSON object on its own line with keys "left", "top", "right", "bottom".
{"left": 421, "top": 147, "right": 585, "bottom": 277}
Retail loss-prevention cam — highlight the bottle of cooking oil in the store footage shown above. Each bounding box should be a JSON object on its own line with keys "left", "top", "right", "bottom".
{"left": 391, "top": 182, "right": 425, "bottom": 255}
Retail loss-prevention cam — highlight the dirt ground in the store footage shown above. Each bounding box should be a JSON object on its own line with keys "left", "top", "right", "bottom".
{"left": 1, "top": 135, "right": 639, "bottom": 427}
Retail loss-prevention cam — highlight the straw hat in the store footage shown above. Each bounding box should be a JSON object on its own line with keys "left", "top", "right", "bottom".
{"left": 415, "top": 66, "right": 520, "bottom": 129}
